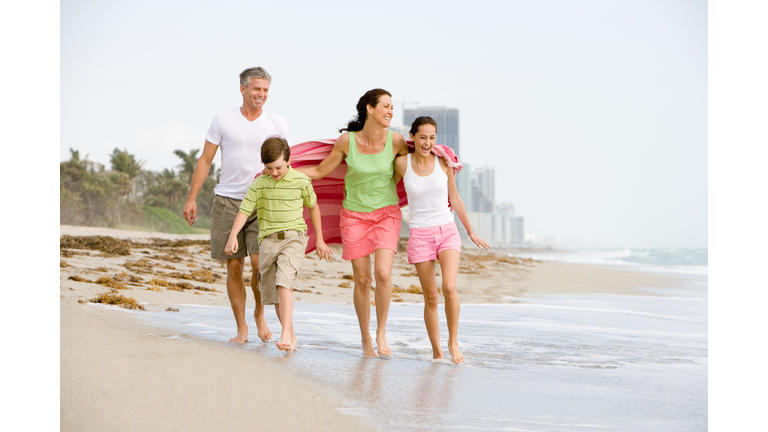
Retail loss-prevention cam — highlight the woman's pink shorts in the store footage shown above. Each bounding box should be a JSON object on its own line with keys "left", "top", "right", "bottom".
{"left": 407, "top": 221, "right": 462, "bottom": 264}
{"left": 340, "top": 205, "right": 402, "bottom": 260}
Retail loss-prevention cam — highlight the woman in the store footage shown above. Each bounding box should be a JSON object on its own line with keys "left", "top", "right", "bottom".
{"left": 393, "top": 116, "right": 490, "bottom": 364}
{"left": 296, "top": 89, "right": 409, "bottom": 357}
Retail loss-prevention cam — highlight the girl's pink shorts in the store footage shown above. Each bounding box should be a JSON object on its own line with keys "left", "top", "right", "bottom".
{"left": 340, "top": 205, "right": 402, "bottom": 260}
{"left": 407, "top": 221, "right": 462, "bottom": 264}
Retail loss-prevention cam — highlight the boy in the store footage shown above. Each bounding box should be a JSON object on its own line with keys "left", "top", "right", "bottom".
{"left": 225, "top": 137, "right": 333, "bottom": 351}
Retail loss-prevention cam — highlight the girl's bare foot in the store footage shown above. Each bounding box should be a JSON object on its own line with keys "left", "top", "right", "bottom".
{"left": 448, "top": 344, "right": 465, "bottom": 364}
{"left": 362, "top": 340, "right": 377, "bottom": 357}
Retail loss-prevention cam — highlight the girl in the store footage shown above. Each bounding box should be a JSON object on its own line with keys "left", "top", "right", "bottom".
{"left": 394, "top": 116, "right": 490, "bottom": 364}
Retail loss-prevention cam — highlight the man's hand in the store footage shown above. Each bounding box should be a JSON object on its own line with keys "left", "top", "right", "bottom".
{"left": 183, "top": 200, "right": 197, "bottom": 226}
{"left": 224, "top": 236, "right": 239, "bottom": 255}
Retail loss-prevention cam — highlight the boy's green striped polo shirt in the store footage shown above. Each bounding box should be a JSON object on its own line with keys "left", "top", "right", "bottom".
{"left": 238, "top": 167, "right": 317, "bottom": 244}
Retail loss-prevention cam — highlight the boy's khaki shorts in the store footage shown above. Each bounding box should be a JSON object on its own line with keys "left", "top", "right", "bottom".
{"left": 210, "top": 195, "right": 259, "bottom": 260}
{"left": 258, "top": 230, "right": 308, "bottom": 305}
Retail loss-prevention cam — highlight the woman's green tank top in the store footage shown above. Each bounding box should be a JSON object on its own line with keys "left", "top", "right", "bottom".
{"left": 343, "top": 130, "right": 398, "bottom": 212}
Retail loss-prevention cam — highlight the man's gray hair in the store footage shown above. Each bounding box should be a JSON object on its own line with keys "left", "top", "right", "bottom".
{"left": 240, "top": 66, "right": 272, "bottom": 87}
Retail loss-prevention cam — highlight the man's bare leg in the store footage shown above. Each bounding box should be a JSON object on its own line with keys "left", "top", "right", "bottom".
{"left": 351, "top": 256, "right": 376, "bottom": 357}
{"left": 438, "top": 249, "right": 465, "bottom": 364}
{"left": 249, "top": 253, "right": 271, "bottom": 342}
{"left": 275, "top": 286, "right": 296, "bottom": 351}
{"left": 373, "top": 249, "right": 395, "bottom": 356}
{"left": 226, "top": 258, "right": 248, "bottom": 343}
{"left": 415, "top": 260, "right": 443, "bottom": 360}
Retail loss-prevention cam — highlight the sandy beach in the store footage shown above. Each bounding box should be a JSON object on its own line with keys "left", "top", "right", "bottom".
{"left": 59, "top": 225, "right": 684, "bottom": 431}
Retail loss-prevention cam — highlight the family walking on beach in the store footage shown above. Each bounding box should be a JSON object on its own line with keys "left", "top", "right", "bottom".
{"left": 182, "top": 66, "right": 489, "bottom": 364}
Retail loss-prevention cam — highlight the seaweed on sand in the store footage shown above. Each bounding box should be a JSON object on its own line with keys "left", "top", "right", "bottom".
{"left": 60, "top": 235, "right": 132, "bottom": 256}
{"left": 89, "top": 291, "right": 145, "bottom": 310}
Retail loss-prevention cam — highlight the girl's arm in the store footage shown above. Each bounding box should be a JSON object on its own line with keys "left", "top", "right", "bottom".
{"left": 444, "top": 159, "right": 490, "bottom": 250}
{"left": 294, "top": 134, "right": 349, "bottom": 180}
{"left": 224, "top": 212, "right": 250, "bottom": 255}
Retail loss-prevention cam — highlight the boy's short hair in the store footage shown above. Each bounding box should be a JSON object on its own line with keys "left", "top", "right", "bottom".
{"left": 261, "top": 136, "right": 290, "bottom": 164}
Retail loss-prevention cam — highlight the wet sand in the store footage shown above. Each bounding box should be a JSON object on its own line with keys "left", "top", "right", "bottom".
{"left": 59, "top": 225, "right": 681, "bottom": 430}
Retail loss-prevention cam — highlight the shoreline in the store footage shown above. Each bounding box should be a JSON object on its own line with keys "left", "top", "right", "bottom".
{"left": 60, "top": 225, "right": 688, "bottom": 430}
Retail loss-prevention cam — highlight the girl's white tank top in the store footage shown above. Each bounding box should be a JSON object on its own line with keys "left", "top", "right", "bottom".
{"left": 403, "top": 154, "right": 454, "bottom": 229}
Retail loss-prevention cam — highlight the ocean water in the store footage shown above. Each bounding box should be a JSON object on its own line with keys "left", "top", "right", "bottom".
{"left": 124, "top": 249, "right": 707, "bottom": 431}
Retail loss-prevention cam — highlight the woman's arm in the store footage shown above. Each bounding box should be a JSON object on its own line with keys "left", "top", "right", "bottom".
{"left": 393, "top": 154, "right": 407, "bottom": 185}
{"left": 445, "top": 159, "right": 490, "bottom": 250}
{"left": 392, "top": 132, "right": 410, "bottom": 157}
{"left": 294, "top": 134, "right": 349, "bottom": 180}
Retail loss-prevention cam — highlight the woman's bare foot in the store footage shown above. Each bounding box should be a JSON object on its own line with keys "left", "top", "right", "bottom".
{"left": 432, "top": 349, "right": 444, "bottom": 360}
{"left": 362, "top": 340, "right": 377, "bottom": 357}
{"left": 276, "top": 334, "right": 298, "bottom": 352}
{"left": 254, "top": 312, "right": 272, "bottom": 342}
{"left": 229, "top": 329, "right": 248, "bottom": 343}
{"left": 376, "top": 333, "right": 391, "bottom": 356}
{"left": 448, "top": 344, "right": 465, "bottom": 364}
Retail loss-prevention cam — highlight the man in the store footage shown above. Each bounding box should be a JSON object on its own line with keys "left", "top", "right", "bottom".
{"left": 183, "top": 66, "right": 289, "bottom": 343}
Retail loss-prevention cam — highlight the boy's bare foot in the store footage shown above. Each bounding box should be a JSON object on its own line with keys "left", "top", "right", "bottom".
{"left": 376, "top": 334, "right": 391, "bottom": 356}
{"left": 277, "top": 334, "right": 297, "bottom": 352}
{"left": 362, "top": 340, "right": 377, "bottom": 357}
{"left": 448, "top": 344, "right": 465, "bottom": 364}
{"left": 254, "top": 312, "right": 272, "bottom": 342}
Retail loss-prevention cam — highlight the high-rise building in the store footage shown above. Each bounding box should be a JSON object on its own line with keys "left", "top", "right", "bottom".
{"left": 471, "top": 166, "right": 495, "bottom": 212}
{"left": 402, "top": 107, "right": 460, "bottom": 157}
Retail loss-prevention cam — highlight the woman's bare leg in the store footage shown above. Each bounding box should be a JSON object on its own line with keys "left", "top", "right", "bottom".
{"left": 373, "top": 249, "right": 395, "bottom": 356}
{"left": 415, "top": 260, "right": 443, "bottom": 360}
{"left": 351, "top": 255, "right": 376, "bottom": 357}
{"left": 437, "top": 249, "right": 464, "bottom": 364}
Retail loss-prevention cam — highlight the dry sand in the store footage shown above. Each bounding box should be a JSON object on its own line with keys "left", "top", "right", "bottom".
{"left": 59, "top": 225, "right": 681, "bottom": 430}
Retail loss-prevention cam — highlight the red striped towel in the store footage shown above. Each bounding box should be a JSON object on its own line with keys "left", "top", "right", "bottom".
{"left": 261, "top": 139, "right": 463, "bottom": 254}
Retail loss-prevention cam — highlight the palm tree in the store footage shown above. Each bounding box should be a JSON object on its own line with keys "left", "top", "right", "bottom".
{"left": 110, "top": 148, "right": 145, "bottom": 201}
{"left": 173, "top": 149, "right": 200, "bottom": 183}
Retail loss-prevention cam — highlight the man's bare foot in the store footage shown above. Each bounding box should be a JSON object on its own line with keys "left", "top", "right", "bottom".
{"left": 376, "top": 334, "right": 391, "bottom": 356}
{"left": 229, "top": 330, "right": 248, "bottom": 343}
{"left": 254, "top": 312, "right": 272, "bottom": 342}
{"left": 361, "top": 340, "right": 377, "bottom": 357}
{"left": 448, "top": 344, "right": 465, "bottom": 364}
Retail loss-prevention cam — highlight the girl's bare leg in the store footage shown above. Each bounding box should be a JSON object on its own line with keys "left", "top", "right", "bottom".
{"left": 437, "top": 249, "right": 464, "bottom": 364}
{"left": 351, "top": 255, "right": 377, "bottom": 357}
{"left": 373, "top": 249, "right": 395, "bottom": 356}
{"left": 415, "top": 260, "right": 443, "bottom": 360}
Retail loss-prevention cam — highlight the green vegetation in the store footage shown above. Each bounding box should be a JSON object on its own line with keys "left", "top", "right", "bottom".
{"left": 60, "top": 147, "right": 218, "bottom": 234}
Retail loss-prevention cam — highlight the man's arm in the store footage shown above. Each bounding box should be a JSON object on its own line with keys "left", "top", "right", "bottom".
{"left": 183, "top": 141, "right": 218, "bottom": 226}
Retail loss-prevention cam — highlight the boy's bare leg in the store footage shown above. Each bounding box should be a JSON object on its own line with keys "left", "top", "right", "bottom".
{"left": 225, "top": 258, "right": 248, "bottom": 343}
{"left": 275, "top": 286, "right": 296, "bottom": 351}
{"left": 249, "top": 254, "right": 272, "bottom": 342}
{"left": 372, "top": 249, "right": 395, "bottom": 356}
{"left": 438, "top": 249, "right": 464, "bottom": 364}
{"left": 351, "top": 256, "right": 376, "bottom": 357}
{"left": 415, "top": 260, "right": 443, "bottom": 360}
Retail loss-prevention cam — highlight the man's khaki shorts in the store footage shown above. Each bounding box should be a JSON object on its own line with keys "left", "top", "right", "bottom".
{"left": 210, "top": 195, "right": 259, "bottom": 260}
{"left": 258, "top": 230, "right": 308, "bottom": 305}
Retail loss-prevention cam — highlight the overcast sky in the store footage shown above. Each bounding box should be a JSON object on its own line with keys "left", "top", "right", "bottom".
{"left": 60, "top": 0, "right": 708, "bottom": 249}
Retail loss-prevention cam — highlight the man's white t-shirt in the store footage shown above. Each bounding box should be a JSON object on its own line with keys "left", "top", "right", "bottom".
{"left": 205, "top": 108, "right": 290, "bottom": 199}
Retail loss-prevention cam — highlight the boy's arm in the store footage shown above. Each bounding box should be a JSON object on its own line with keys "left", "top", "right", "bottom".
{"left": 307, "top": 203, "right": 333, "bottom": 261}
{"left": 224, "top": 212, "right": 249, "bottom": 255}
